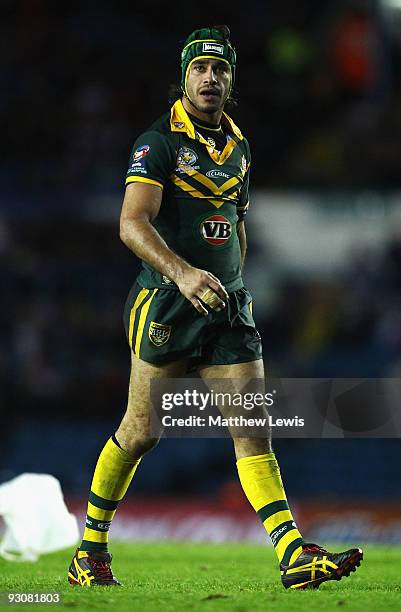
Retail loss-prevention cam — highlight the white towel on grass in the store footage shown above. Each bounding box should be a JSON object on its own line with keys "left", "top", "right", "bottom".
{"left": 0, "top": 473, "right": 79, "bottom": 561}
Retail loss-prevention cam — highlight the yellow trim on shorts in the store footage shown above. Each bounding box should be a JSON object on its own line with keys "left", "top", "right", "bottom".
{"left": 134, "top": 288, "right": 158, "bottom": 357}
{"left": 128, "top": 289, "right": 150, "bottom": 350}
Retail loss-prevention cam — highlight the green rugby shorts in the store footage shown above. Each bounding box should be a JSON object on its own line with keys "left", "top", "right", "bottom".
{"left": 123, "top": 283, "right": 262, "bottom": 366}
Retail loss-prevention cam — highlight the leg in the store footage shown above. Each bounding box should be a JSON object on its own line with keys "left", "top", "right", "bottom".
{"left": 83, "top": 352, "right": 188, "bottom": 550}
{"left": 199, "top": 360, "right": 363, "bottom": 590}
{"left": 68, "top": 353, "right": 188, "bottom": 587}
{"left": 199, "top": 358, "right": 270, "bottom": 459}
{"left": 199, "top": 360, "right": 304, "bottom": 567}
{"left": 116, "top": 353, "right": 188, "bottom": 456}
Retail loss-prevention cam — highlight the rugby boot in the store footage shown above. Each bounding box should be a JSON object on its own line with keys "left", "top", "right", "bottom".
{"left": 281, "top": 542, "right": 363, "bottom": 589}
{"left": 68, "top": 549, "right": 121, "bottom": 586}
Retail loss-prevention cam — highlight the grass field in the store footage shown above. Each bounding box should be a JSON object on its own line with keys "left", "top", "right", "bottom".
{"left": 0, "top": 542, "right": 400, "bottom": 611}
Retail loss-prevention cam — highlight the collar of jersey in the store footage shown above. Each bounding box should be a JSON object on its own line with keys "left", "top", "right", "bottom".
{"left": 170, "top": 99, "right": 243, "bottom": 164}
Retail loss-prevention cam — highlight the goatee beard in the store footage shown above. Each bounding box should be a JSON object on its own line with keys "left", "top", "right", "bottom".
{"left": 186, "top": 96, "right": 228, "bottom": 115}
{"left": 189, "top": 98, "right": 223, "bottom": 115}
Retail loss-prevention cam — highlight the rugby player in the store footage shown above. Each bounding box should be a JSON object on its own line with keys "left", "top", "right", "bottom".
{"left": 68, "top": 25, "right": 363, "bottom": 590}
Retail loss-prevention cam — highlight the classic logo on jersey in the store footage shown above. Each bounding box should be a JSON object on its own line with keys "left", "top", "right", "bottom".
{"left": 149, "top": 321, "right": 171, "bottom": 346}
{"left": 201, "top": 215, "right": 232, "bottom": 245}
{"left": 174, "top": 121, "right": 185, "bottom": 128}
{"left": 206, "top": 170, "right": 230, "bottom": 179}
{"left": 177, "top": 147, "right": 198, "bottom": 167}
{"left": 202, "top": 42, "right": 224, "bottom": 55}
{"left": 133, "top": 145, "right": 150, "bottom": 161}
{"left": 207, "top": 137, "right": 215, "bottom": 148}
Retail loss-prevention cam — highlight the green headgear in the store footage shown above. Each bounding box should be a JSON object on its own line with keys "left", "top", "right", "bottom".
{"left": 180, "top": 25, "right": 236, "bottom": 99}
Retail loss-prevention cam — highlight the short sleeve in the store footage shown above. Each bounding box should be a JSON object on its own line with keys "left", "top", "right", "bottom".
{"left": 125, "top": 131, "right": 176, "bottom": 189}
{"left": 236, "top": 139, "right": 251, "bottom": 222}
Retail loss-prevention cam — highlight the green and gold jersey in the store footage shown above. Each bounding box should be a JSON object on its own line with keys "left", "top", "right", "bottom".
{"left": 125, "top": 99, "right": 251, "bottom": 292}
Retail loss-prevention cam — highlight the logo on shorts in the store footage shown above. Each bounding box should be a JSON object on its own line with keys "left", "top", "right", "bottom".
{"left": 202, "top": 42, "right": 224, "bottom": 55}
{"left": 174, "top": 121, "right": 185, "bottom": 128}
{"left": 200, "top": 215, "right": 232, "bottom": 245}
{"left": 177, "top": 147, "right": 198, "bottom": 167}
{"left": 133, "top": 145, "right": 150, "bottom": 161}
{"left": 149, "top": 321, "right": 172, "bottom": 346}
{"left": 162, "top": 275, "right": 173, "bottom": 285}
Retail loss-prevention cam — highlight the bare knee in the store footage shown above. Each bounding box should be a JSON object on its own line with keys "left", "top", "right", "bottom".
{"left": 129, "top": 436, "right": 160, "bottom": 458}
{"left": 115, "top": 431, "right": 160, "bottom": 459}
{"left": 233, "top": 437, "right": 272, "bottom": 460}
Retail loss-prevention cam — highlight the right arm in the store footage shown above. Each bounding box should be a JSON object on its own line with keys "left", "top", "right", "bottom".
{"left": 120, "top": 182, "right": 228, "bottom": 315}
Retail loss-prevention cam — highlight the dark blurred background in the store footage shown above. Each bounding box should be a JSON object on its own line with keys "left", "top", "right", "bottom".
{"left": 1, "top": 0, "right": 401, "bottom": 542}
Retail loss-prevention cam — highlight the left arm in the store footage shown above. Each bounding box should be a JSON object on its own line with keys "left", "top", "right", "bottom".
{"left": 237, "top": 220, "right": 247, "bottom": 270}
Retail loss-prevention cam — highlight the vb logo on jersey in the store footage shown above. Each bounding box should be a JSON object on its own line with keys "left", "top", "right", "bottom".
{"left": 149, "top": 321, "right": 172, "bottom": 347}
{"left": 201, "top": 215, "right": 232, "bottom": 245}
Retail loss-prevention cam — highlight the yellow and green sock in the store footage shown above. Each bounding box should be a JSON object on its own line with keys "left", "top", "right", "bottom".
{"left": 80, "top": 435, "right": 141, "bottom": 553}
{"left": 237, "top": 453, "right": 304, "bottom": 566}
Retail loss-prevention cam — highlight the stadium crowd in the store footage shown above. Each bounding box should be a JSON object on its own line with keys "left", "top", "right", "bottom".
{"left": 1, "top": 0, "right": 401, "bottom": 496}
{"left": 2, "top": 0, "right": 401, "bottom": 195}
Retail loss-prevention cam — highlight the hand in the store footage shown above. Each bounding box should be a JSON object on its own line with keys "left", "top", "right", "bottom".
{"left": 175, "top": 267, "right": 229, "bottom": 316}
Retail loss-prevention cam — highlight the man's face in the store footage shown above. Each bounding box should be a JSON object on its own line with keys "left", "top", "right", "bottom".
{"left": 185, "top": 59, "right": 231, "bottom": 114}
